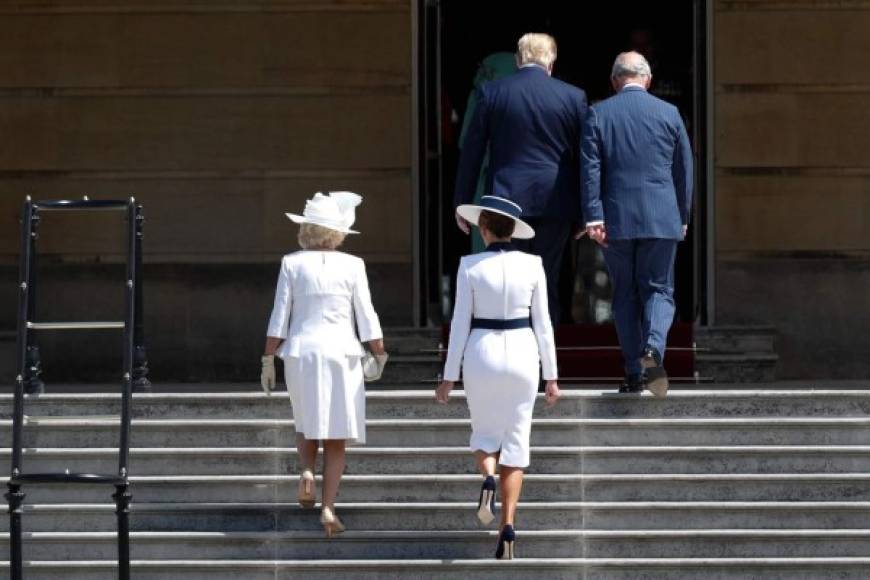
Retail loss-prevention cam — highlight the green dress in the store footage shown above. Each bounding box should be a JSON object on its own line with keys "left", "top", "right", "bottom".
{"left": 458, "top": 52, "right": 517, "bottom": 253}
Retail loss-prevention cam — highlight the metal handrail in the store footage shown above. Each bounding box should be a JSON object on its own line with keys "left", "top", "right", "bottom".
{"left": 32, "top": 199, "right": 129, "bottom": 211}
{"left": 27, "top": 321, "right": 126, "bottom": 330}
{"left": 11, "top": 473, "right": 126, "bottom": 485}
{"left": 6, "top": 197, "right": 139, "bottom": 580}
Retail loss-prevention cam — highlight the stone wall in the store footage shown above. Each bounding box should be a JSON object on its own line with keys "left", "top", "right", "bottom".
{"left": 0, "top": 1, "right": 414, "bottom": 381}
{"left": 714, "top": 0, "right": 870, "bottom": 378}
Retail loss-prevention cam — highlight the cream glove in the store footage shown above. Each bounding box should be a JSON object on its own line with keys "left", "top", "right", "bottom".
{"left": 363, "top": 352, "right": 389, "bottom": 382}
{"left": 261, "top": 355, "right": 276, "bottom": 394}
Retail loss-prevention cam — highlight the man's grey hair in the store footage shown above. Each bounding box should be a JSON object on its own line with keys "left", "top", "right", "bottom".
{"left": 610, "top": 51, "right": 652, "bottom": 80}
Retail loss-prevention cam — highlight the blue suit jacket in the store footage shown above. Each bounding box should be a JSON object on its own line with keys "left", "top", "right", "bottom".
{"left": 454, "top": 66, "right": 588, "bottom": 219}
{"left": 581, "top": 87, "right": 693, "bottom": 240}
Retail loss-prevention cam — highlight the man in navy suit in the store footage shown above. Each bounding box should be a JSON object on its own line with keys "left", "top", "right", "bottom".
{"left": 454, "top": 33, "right": 588, "bottom": 326}
{"left": 581, "top": 51, "right": 693, "bottom": 397}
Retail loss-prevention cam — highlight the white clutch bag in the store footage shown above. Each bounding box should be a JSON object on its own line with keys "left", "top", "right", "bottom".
{"left": 362, "top": 352, "right": 389, "bottom": 382}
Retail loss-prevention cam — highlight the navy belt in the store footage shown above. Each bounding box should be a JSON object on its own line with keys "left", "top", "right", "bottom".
{"left": 471, "top": 317, "right": 532, "bottom": 330}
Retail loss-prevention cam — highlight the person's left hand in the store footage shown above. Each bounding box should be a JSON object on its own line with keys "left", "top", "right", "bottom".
{"left": 573, "top": 226, "right": 588, "bottom": 240}
{"left": 586, "top": 224, "right": 608, "bottom": 247}
{"left": 544, "top": 380, "right": 561, "bottom": 407}
{"left": 682, "top": 225, "right": 688, "bottom": 239}
{"left": 435, "top": 380, "right": 454, "bottom": 404}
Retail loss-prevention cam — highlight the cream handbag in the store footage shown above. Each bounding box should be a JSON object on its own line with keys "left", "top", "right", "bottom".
{"left": 362, "top": 352, "right": 389, "bottom": 382}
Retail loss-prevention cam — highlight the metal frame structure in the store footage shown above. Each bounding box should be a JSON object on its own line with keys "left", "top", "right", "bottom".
{"left": 6, "top": 197, "right": 142, "bottom": 580}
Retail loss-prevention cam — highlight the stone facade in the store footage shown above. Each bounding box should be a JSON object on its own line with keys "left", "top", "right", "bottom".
{"left": 714, "top": 0, "right": 870, "bottom": 378}
{"left": 0, "top": 1, "right": 415, "bottom": 381}
{"left": 1, "top": 1, "right": 867, "bottom": 381}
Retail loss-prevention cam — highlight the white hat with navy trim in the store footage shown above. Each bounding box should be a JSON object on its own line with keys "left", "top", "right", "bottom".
{"left": 456, "top": 195, "right": 535, "bottom": 239}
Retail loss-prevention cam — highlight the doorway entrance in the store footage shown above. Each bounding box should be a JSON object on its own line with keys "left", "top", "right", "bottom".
{"left": 418, "top": 0, "right": 709, "bottom": 363}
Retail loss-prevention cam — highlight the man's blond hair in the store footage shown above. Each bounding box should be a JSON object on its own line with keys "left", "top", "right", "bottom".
{"left": 516, "top": 33, "right": 557, "bottom": 69}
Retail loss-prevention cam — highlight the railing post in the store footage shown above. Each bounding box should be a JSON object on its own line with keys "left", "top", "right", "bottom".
{"left": 6, "top": 482, "right": 25, "bottom": 580}
{"left": 113, "top": 481, "right": 132, "bottom": 580}
{"left": 23, "top": 205, "right": 43, "bottom": 395}
{"left": 132, "top": 203, "right": 150, "bottom": 391}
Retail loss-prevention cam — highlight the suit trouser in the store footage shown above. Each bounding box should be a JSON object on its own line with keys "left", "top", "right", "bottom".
{"left": 512, "top": 218, "right": 573, "bottom": 327}
{"left": 602, "top": 238, "right": 678, "bottom": 376}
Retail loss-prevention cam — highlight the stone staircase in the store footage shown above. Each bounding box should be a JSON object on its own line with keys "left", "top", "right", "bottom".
{"left": 695, "top": 325, "right": 779, "bottom": 383}
{"left": 1, "top": 388, "right": 870, "bottom": 578}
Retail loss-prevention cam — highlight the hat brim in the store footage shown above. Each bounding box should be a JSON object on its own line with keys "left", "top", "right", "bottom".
{"left": 285, "top": 213, "right": 359, "bottom": 234}
{"left": 456, "top": 205, "right": 535, "bottom": 239}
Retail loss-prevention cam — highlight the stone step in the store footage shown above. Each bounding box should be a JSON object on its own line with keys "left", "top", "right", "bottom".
{"left": 7, "top": 558, "right": 870, "bottom": 580}
{"left": 379, "top": 327, "right": 442, "bottom": 355}
{"left": 5, "top": 473, "right": 870, "bottom": 504}
{"left": 17, "top": 502, "right": 870, "bottom": 532}
{"left": 3, "top": 390, "right": 870, "bottom": 420}
{"left": 695, "top": 326, "right": 777, "bottom": 354}
{"left": 695, "top": 353, "right": 778, "bottom": 383}
{"left": 6, "top": 529, "right": 870, "bottom": 560}
{"left": 377, "top": 355, "right": 441, "bottom": 385}
{"left": 5, "top": 416, "right": 870, "bottom": 448}
{"left": 6, "top": 445, "right": 870, "bottom": 476}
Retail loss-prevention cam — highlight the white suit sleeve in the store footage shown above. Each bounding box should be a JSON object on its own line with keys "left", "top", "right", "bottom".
{"left": 353, "top": 259, "right": 383, "bottom": 342}
{"left": 443, "top": 259, "right": 473, "bottom": 382}
{"left": 531, "top": 257, "right": 558, "bottom": 380}
{"left": 266, "top": 257, "right": 292, "bottom": 339}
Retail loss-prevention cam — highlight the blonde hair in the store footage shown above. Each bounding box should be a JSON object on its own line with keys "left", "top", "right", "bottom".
{"left": 517, "top": 33, "right": 557, "bottom": 69}
{"left": 297, "top": 223, "right": 346, "bottom": 250}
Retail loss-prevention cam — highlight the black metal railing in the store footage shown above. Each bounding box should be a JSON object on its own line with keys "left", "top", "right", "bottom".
{"left": 6, "top": 197, "right": 143, "bottom": 580}
{"left": 16, "top": 197, "right": 150, "bottom": 394}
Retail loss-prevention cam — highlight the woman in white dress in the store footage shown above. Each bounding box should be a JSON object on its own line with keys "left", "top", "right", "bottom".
{"left": 436, "top": 195, "right": 560, "bottom": 560}
{"left": 260, "top": 191, "right": 388, "bottom": 538}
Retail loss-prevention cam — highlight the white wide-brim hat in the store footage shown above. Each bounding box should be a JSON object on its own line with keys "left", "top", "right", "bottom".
{"left": 456, "top": 195, "right": 535, "bottom": 239}
{"left": 286, "top": 191, "right": 362, "bottom": 234}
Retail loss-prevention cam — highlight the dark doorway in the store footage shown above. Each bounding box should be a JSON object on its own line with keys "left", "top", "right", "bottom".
{"left": 419, "top": 0, "right": 707, "bottom": 332}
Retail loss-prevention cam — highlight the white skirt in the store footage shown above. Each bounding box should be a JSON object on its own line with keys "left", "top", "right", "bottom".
{"left": 462, "top": 328, "right": 540, "bottom": 468}
{"left": 283, "top": 347, "right": 366, "bottom": 445}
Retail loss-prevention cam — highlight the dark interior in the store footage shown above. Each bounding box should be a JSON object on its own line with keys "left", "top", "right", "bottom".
{"left": 424, "top": 0, "right": 701, "bottom": 333}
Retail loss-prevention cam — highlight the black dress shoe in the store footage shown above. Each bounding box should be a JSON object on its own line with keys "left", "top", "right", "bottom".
{"left": 618, "top": 373, "right": 644, "bottom": 394}
{"left": 495, "top": 524, "right": 516, "bottom": 560}
{"left": 642, "top": 347, "right": 668, "bottom": 398}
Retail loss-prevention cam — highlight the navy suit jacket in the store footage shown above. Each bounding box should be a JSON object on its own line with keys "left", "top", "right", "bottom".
{"left": 454, "top": 66, "right": 588, "bottom": 219}
{"left": 581, "top": 86, "right": 693, "bottom": 240}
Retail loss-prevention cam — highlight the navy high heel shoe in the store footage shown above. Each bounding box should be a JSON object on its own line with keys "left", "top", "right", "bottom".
{"left": 476, "top": 475, "right": 497, "bottom": 525}
{"left": 495, "top": 524, "right": 516, "bottom": 560}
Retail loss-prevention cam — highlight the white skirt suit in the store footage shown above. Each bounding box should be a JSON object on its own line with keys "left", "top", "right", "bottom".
{"left": 267, "top": 250, "right": 382, "bottom": 445}
{"left": 443, "top": 245, "right": 558, "bottom": 468}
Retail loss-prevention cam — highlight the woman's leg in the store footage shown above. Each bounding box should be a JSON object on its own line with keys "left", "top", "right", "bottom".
{"left": 473, "top": 450, "right": 499, "bottom": 524}
{"left": 296, "top": 433, "right": 318, "bottom": 472}
{"left": 474, "top": 450, "right": 498, "bottom": 477}
{"left": 321, "top": 439, "right": 347, "bottom": 509}
{"left": 499, "top": 465, "right": 524, "bottom": 527}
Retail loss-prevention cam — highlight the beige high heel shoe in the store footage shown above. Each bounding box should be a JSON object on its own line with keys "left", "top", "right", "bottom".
{"left": 320, "top": 506, "right": 346, "bottom": 538}
{"left": 297, "top": 469, "right": 316, "bottom": 508}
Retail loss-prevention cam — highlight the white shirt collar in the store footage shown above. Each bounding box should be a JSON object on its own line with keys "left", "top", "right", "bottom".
{"left": 520, "top": 63, "right": 547, "bottom": 71}
{"left": 622, "top": 82, "right": 647, "bottom": 91}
